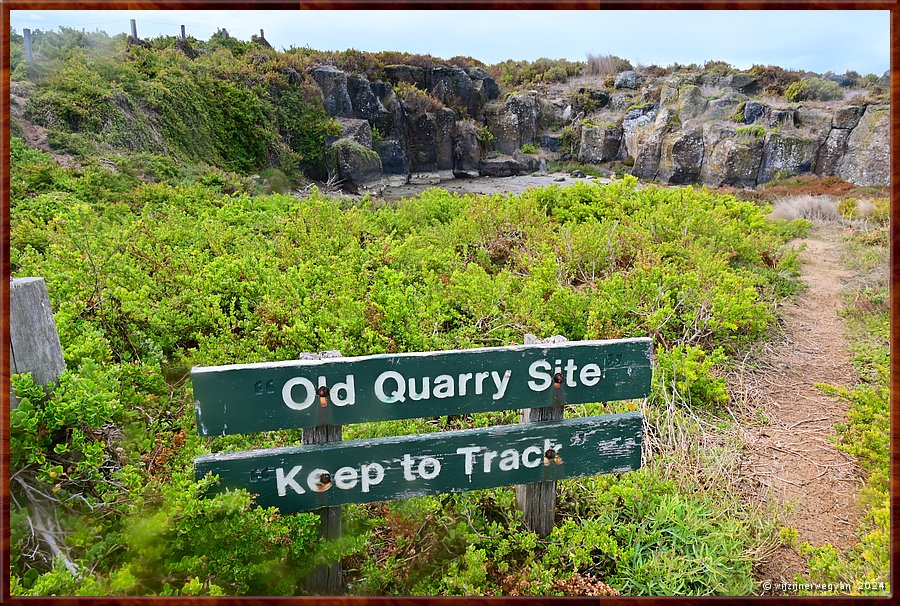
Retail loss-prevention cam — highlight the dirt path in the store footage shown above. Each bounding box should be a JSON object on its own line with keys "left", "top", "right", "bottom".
{"left": 731, "top": 222, "right": 863, "bottom": 584}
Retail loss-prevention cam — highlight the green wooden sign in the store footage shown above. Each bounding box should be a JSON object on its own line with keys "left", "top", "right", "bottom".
{"left": 195, "top": 412, "right": 642, "bottom": 513}
{"left": 192, "top": 338, "right": 653, "bottom": 435}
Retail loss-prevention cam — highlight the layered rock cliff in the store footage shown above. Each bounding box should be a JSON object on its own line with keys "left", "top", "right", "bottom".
{"left": 308, "top": 65, "right": 889, "bottom": 191}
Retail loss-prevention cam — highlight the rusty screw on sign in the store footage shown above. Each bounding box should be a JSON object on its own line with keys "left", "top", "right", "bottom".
{"left": 544, "top": 448, "right": 563, "bottom": 466}
{"left": 317, "top": 385, "right": 330, "bottom": 408}
{"left": 316, "top": 472, "right": 332, "bottom": 492}
{"left": 553, "top": 373, "right": 564, "bottom": 388}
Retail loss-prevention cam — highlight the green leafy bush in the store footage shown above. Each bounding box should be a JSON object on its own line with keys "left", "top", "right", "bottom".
{"left": 784, "top": 77, "right": 842, "bottom": 102}
{"left": 491, "top": 58, "right": 584, "bottom": 88}
{"left": 10, "top": 141, "right": 808, "bottom": 595}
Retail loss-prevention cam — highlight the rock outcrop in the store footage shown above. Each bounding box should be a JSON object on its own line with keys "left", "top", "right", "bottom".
{"left": 329, "top": 138, "right": 382, "bottom": 192}
{"left": 307, "top": 63, "right": 889, "bottom": 191}
{"left": 835, "top": 104, "right": 889, "bottom": 186}
{"left": 757, "top": 132, "right": 819, "bottom": 183}
{"left": 578, "top": 124, "right": 623, "bottom": 164}
{"left": 485, "top": 92, "right": 540, "bottom": 155}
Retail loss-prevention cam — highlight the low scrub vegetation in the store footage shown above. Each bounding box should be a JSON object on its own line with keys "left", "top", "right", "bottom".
{"left": 784, "top": 77, "right": 843, "bottom": 102}
{"left": 490, "top": 58, "right": 584, "bottom": 88}
{"left": 10, "top": 134, "right": 810, "bottom": 595}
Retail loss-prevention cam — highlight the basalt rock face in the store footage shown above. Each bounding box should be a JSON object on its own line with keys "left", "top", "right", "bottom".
{"left": 310, "top": 66, "right": 354, "bottom": 118}
{"left": 835, "top": 104, "right": 890, "bottom": 186}
{"left": 578, "top": 124, "right": 623, "bottom": 164}
{"left": 309, "top": 64, "right": 889, "bottom": 190}
{"left": 658, "top": 127, "right": 705, "bottom": 184}
{"left": 310, "top": 64, "right": 503, "bottom": 183}
{"left": 701, "top": 125, "right": 765, "bottom": 189}
{"left": 330, "top": 138, "right": 382, "bottom": 192}
{"left": 485, "top": 92, "right": 542, "bottom": 155}
{"left": 452, "top": 120, "right": 481, "bottom": 177}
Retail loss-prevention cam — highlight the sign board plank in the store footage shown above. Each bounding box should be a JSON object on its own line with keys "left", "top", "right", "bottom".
{"left": 192, "top": 338, "right": 653, "bottom": 435}
{"left": 194, "top": 413, "right": 642, "bottom": 513}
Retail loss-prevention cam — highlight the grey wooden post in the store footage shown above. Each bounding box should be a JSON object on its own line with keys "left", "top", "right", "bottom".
{"left": 130, "top": 19, "right": 138, "bottom": 40}
{"left": 23, "top": 28, "right": 33, "bottom": 64}
{"left": 260, "top": 29, "right": 265, "bottom": 39}
{"left": 516, "top": 334, "right": 568, "bottom": 537}
{"left": 302, "top": 350, "right": 343, "bottom": 594}
{"left": 180, "top": 25, "right": 186, "bottom": 41}
{"left": 9, "top": 278, "right": 65, "bottom": 408}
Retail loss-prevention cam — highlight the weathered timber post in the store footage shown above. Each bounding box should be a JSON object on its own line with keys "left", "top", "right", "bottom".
{"left": 23, "top": 28, "right": 33, "bottom": 64}
{"left": 302, "top": 349, "right": 343, "bottom": 594}
{"left": 9, "top": 278, "right": 65, "bottom": 408}
{"left": 130, "top": 19, "right": 138, "bottom": 41}
{"left": 516, "top": 333, "right": 568, "bottom": 537}
{"left": 180, "top": 25, "right": 186, "bottom": 41}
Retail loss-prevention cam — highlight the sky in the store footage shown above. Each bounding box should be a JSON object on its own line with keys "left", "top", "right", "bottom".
{"left": 9, "top": 10, "right": 891, "bottom": 75}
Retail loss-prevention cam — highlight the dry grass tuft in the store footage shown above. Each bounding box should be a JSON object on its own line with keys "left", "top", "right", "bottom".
{"left": 585, "top": 53, "right": 631, "bottom": 77}
{"left": 768, "top": 194, "right": 840, "bottom": 222}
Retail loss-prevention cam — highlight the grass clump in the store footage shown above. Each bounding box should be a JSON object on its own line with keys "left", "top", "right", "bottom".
{"left": 735, "top": 125, "right": 766, "bottom": 139}
{"left": 393, "top": 81, "right": 446, "bottom": 113}
{"left": 585, "top": 53, "right": 632, "bottom": 77}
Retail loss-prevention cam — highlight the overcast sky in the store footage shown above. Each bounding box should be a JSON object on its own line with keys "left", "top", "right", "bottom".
{"left": 10, "top": 10, "right": 891, "bottom": 75}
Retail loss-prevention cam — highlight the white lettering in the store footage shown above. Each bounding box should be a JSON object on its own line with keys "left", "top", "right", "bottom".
{"left": 417, "top": 457, "right": 441, "bottom": 479}
{"left": 433, "top": 375, "right": 455, "bottom": 398}
{"left": 331, "top": 375, "right": 356, "bottom": 407}
{"left": 459, "top": 373, "right": 472, "bottom": 396}
{"left": 483, "top": 450, "right": 498, "bottom": 473}
{"left": 360, "top": 463, "right": 385, "bottom": 492}
{"left": 375, "top": 371, "right": 406, "bottom": 403}
{"left": 580, "top": 363, "right": 602, "bottom": 387}
{"left": 276, "top": 465, "right": 305, "bottom": 496}
{"left": 401, "top": 453, "right": 416, "bottom": 481}
{"left": 564, "top": 359, "right": 578, "bottom": 387}
{"left": 408, "top": 376, "right": 430, "bottom": 401}
{"left": 491, "top": 370, "right": 511, "bottom": 400}
{"left": 528, "top": 360, "right": 552, "bottom": 391}
{"left": 522, "top": 445, "right": 542, "bottom": 468}
{"left": 282, "top": 377, "right": 315, "bottom": 410}
{"left": 499, "top": 449, "right": 519, "bottom": 471}
{"left": 334, "top": 466, "right": 358, "bottom": 489}
{"left": 456, "top": 446, "right": 481, "bottom": 476}
{"left": 474, "top": 372, "right": 489, "bottom": 395}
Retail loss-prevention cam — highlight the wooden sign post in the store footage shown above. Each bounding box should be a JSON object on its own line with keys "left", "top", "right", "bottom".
{"left": 299, "top": 350, "right": 343, "bottom": 594}
{"left": 192, "top": 337, "right": 653, "bottom": 592}
{"left": 517, "top": 334, "right": 567, "bottom": 537}
{"left": 9, "top": 277, "right": 66, "bottom": 408}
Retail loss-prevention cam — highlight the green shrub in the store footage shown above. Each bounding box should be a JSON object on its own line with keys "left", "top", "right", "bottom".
{"left": 520, "top": 143, "right": 538, "bottom": 154}
{"left": 393, "top": 81, "right": 445, "bottom": 113}
{"left": 491, "top": 58, "right": 584, "bottom": 88}
{"left": 10, "top": 142, "right": 807, "bottom": 595}
{"left": 784, "top": 77, "right": 842, "bottom": 102}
